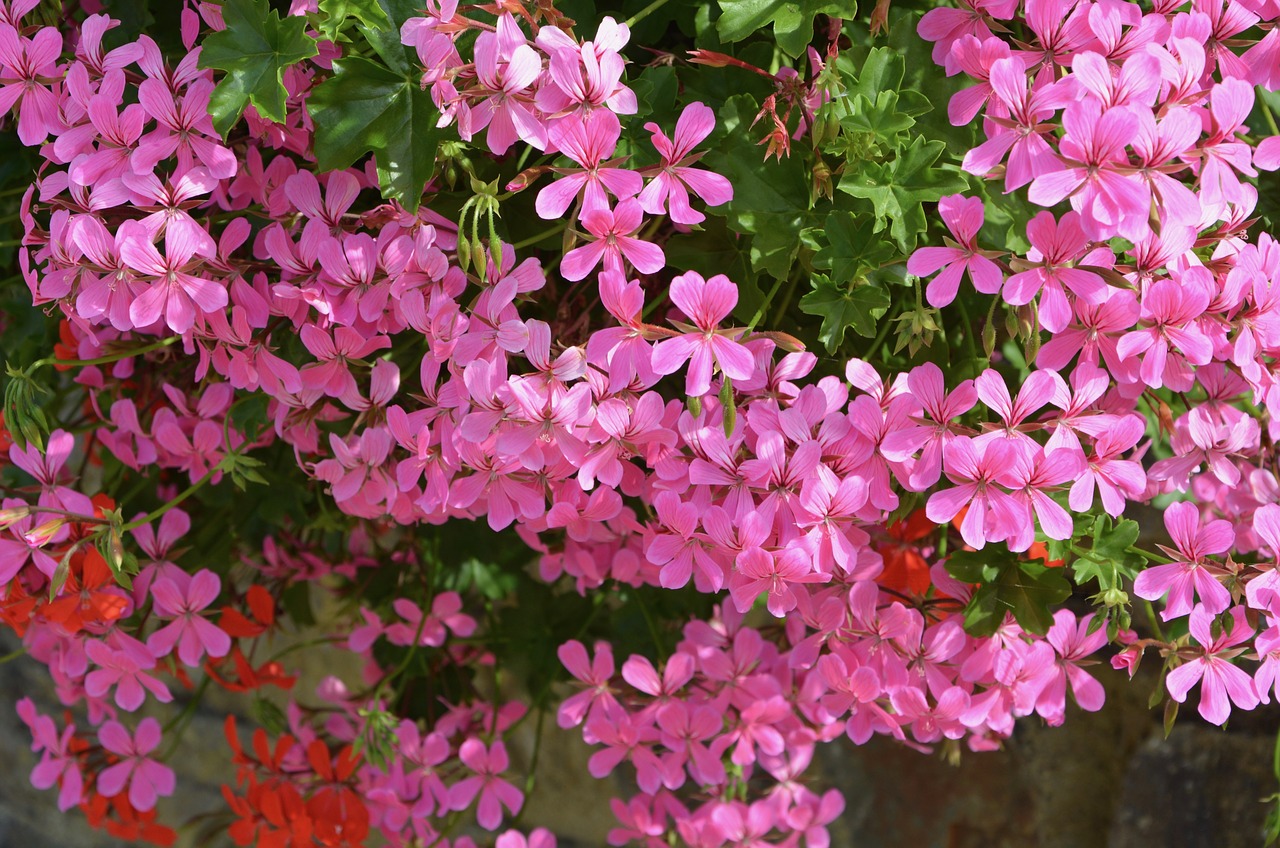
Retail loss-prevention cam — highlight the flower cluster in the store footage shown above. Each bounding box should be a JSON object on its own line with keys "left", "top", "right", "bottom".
{"left": 2, "top": 0, "right": 1280, "bottom": 844}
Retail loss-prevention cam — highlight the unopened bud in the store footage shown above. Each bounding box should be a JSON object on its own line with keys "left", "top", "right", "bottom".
{"left": 23, "top": 518, "right": 64, "bottom": 547}
{"left": 0, "top": 504, "right": 30, "bottom": 529}
{"left": 1101, "top": 586, "right": 1129, "bottom": 608}
{"left": 982, "top": 320, "right": 997, "bottom": 358}
{"left": 108, "top": 527, "right": 126, "bottom": 572}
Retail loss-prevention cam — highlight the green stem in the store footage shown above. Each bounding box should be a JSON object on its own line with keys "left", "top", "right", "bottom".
{"left": 0, "top": 647, "right": 26, "bottom": 665}
{"left": 747, "top": 274, "right": 787, "bottom": 332}
{"left": 634, "top": 590, "right": 667, "bottom": 660}
{"left": 1142, "top": 599, "right": 1167, "bottom": 643}
{"left": 1126, "top": 544, "right": 1175, "bottom": 565}
{"left": 770, "top": 273, "right": 801, "bottom": 328}
{"left": 160, "top": 676, "right": 212, "bottom": 758}
{"left": 510, "top": 222, "right": 566, "bottom": 251}
{"left": 1261, "top": 88, "right": 1280, "bottom": 137}
{"left": 36, "top": 336, "right": 180, "bottom": 370}
{"left": 625, "top": 0, "right": 672, "bottom": 27}
{"left": 119, "top": 467, "right": 217, "bottom": 532}
{"left": 862, "top": 301, "right": 898, "bottom": 364}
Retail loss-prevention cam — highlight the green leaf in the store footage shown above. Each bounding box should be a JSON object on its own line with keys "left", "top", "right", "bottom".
{"left": 811, "top": 211, "right": 896, "bottom": 283}
{"left": 717, "top": 0, "right": 856, "bottom": 57}
{"left": 307, "top": 56, "right": 440, "bottom": 212}
{"left": 798, "top": 275, "right": 891, "bottom": 352}
{"left": 317, "top": 0, "right": 392, "bottom": 41}
{"left": 842, "top": 90, "right": 915, "bottom": 142}
{"left": 199, "top": 0, "right": 319, "bottom": 136}
{"left": 947, "top": 549, "right": 1072, "bottom": 636}
{"left": 838, "top": 135, "right": 966, "bottom": 251}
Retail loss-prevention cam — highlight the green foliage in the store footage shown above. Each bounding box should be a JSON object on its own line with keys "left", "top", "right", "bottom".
{"left": 317, "top": 0, "right": 392, "bottom": 41}
{"left": 306, "top": 0, "right": 441, "bottom": 212}
{"left": 946, "top": 548, "right": 1073, "bottom": 637}
{"left": 199, "top": 0, "right": 319, "bottom": 136}
{"left": 838, "top": 135, "right": 965, "bottom": 252}
{"left": 799, "top": 274, "right": 890, "bottom": 351}
{"left": 716, "top": 0, "right": 856, "bottom": 57}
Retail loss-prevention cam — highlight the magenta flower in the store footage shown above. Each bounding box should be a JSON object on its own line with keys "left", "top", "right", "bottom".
{"left": 962, "top": 57, "right": 1071, "bottom": 190}
{"left": 557, "top": 639, "right": 620, "bottom": 728}
{"left": 1028, "top": 101, "right": 1149, "bottom": 241}
{"left": 537, "top": 110, "right": 641, "bottom": 219}
{"left": 729, "top": 545, "right": 828, "bottom": 617}
{"left": 1133, "top": 502, "right": 1233, "bottom": 621}
{"left": 1166, "top": 606, "right": 1258, "bottom": 726}
{"left": 1038, "top": 610, "right": 1109, "bottom": 724}
{"left": 145, "top": 568, "right": 231, "bottom": 667}
{"left": 907, "top": 194, "right": 1003, "bottom": 307}
{"left": 449, "top": 739, "right": 524, "bottom": 830}
{"left": 1115, "top": 272, "right": 1215, "bottom": 390}
{"left": 1068, "top": 415, "right": 1147, "bottom": 517}
{"left": 650, "top": 271, "right": 754, "bottom": 397}
{"left": 461, "top": 14, "right": 546, "bottom": 154}
{"left": 0, "top": 23, "right": 62, "bottom": 146}
{"left": 637, "top": 102, "right": 733, "bottom": 225}
{"left": 95, "top": 718, "right": 175, "bottom": 812}
{"left": 926, "top": 437, "right": 1027, "bottom": 550}
{"left": 560, "top": 198, "right": 664, "bottom": 281}
{"left": 1001, "top": 211, "right": 1108, "bottom": 333}
{"left": 118, "top": 221, "right": 228, "bottom": 334}
{"left": 85, "top": 635, "right": 173, "bottom": 711}
{"left": 18, "top": 698, "right": 83, "bottom": 811}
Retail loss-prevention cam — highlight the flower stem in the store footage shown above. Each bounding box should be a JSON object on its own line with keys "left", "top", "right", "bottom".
{"left": 625, "top": 0, "right": 672, "bottom": 27}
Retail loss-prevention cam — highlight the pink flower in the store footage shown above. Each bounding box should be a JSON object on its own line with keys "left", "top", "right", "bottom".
{"left": 561, "top": 198, "right": 664, "bottom": 281}
{"left": 1038, "top": 610, "right": 1108, "bottom": 724}
{"left": 1028, "top": 100, "right": 1149, "bottom": 241}
{"left": 537, "top": 110, "right": 641, "bottom": 218}
{"left": 461, "top": 15, "right": 546, "bottom": 154}
{"left": 926, "top": 437, "right": 1027, "bottom": 549}
{"left": 0, "top": 23, "right": 62, "bottom": 145}
{"left": 651, "top": 271, "right": 754, "bottom": 397}
{"left": 449, "top": 739, "right": 524, "bottom": 830}
{"left": 907, "top": 194, "right": 1003, "bottom": 307}
{"left": 118, "top": 221, "right": 228, "bottom": 334}
{"left": 1133, "top": 502, "right": 1233, "bottom": 621}
{"left": 1001, "top": 211, "right": 1107, "bottom": 333}
{"left": 85, "top": 635, "right": 173, "bottom": 711}
{"left": 557, "top": 639, "right": 620, "bottom": 728}
{"left": 637, "top": 102, "right": 733, "bottom": 225}
{"left": 1166, "top": 606, "right": 1258, "bottom": 726}
{"left": 96, "top": 718, "right": 176, "bottom": 812}
{"left": 146, "top": 568, "right": 231, "bottom": 666}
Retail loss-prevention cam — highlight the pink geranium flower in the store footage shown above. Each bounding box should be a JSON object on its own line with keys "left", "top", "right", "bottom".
{"left": 650, "top": 271, "right": 754, "bottom": 397}
{"left": 96, "top": 718, "right": 176, "bottom": 812}
{"left": 637, "top": 102, "right": 733, "bottom": 225}
{"left": 1166, "top": 606, "right": 1258, "bottom": 726}
{"left": 146, "top": 568, "right": 231, "bottom": 666}
{"left": 449, "top": 739, "right": 524, "bottom": 830}
{"left": 907, "top": 194, "right": 1003, "bottom": 307}
{"left": 561, "top": 198, "right": 664, "bottom": 281}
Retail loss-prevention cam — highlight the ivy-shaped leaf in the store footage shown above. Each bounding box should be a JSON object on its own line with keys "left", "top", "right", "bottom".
{"left": 199, "top": 0, "right": 318, "bottom": 137}
{"left": 811, "top": 211, "right": 896, "bottom": 283}
{"left": 717, "top": 0, "right": 857, "bottom": 57}
{"left": 798, "top": 275, "right": 891, "bottom": 352}
{"left": 947, "top": 549, "right": 1073, "bottom": 637}
{"left": 317, "top": 0, "right": 392, "bottom": 41}
{"left": 307, "top": 57, "right": 439, "bottom": 212}
{"left": 838, "top": 135, "right": 966, "bottom": 251}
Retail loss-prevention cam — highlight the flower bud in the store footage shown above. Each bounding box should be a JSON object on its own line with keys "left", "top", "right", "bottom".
{"left": 23, "top": 518, "right": 64, "bottom": 547}
{"left": 0, "top": 504, "right": 30, "bottom": 529}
